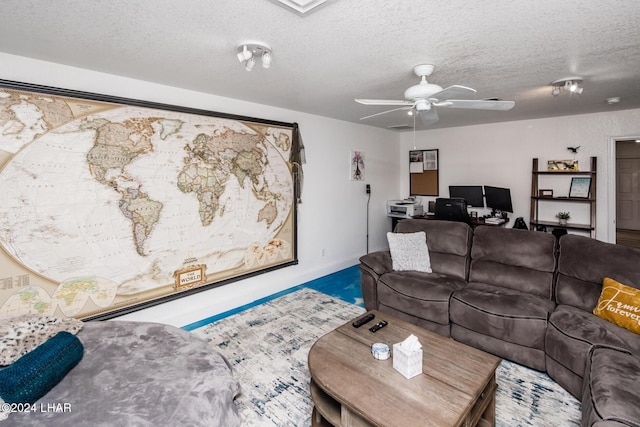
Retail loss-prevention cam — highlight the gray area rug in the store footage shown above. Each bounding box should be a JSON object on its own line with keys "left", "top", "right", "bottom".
{"left": 192, "top": 288, "right": 581, "bottom": 426}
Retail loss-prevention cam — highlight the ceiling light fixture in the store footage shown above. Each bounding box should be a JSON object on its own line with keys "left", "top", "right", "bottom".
{"left": 244, "top": 56, "right": 256, "bottom": 72}
{"left": 236, "top": 42, "right": 272, "bottom": 71}
{"left": 550, "top": 77, "right": 584, "bottom": 96}
{"left": 261, "top": 51, "right": 272, "bottom": 69}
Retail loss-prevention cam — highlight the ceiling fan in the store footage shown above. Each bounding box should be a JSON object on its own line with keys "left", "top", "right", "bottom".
{"left": 355, "top": 64, "right": 515, "bottom": 127}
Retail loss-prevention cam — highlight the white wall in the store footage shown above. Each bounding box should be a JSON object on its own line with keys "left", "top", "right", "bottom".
{"left": 399, "top": 110, "right": 640, "bottom": 243}
{"left": 1, "top": 53, "right": 400, "bottom": 327}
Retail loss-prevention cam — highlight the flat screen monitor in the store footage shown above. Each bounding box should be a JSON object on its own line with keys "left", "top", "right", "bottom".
{"left": 434, "top": 198, "right": 471, "bottom": 224}
{"left": 449, "top": 185, "right": 485, "bottom": 207}
{"left": 484, "top": 186, "right": 513, "bottom": 213}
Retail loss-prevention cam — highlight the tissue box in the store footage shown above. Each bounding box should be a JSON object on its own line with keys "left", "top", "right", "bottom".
{"left": 392, "top": 342, "right": 423, "bottom": 379}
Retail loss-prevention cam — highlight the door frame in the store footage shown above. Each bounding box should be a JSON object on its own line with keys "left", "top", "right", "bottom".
{"left": 608, "top": 135, "right": 640, "bottom": 243}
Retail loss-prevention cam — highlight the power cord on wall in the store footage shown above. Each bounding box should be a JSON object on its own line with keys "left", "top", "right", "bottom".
{"left": 366, "top": 184, "right": 371, "bottom": 253}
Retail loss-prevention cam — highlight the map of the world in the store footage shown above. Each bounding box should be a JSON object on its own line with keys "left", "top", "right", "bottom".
{"left": 0, "top": 83, "right": 296, "bottom": 319}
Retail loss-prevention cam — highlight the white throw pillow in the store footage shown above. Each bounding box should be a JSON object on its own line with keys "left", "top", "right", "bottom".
{"left": 387, "top": 231, "right": 432, "bottom": 273}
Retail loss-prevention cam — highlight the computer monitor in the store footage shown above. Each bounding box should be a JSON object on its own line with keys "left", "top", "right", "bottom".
{"left": 448, "top": 185, "right": 485, "bottom": 208}
{"left": 434, "top": 198, "right": 471, "bottom": 224}
{"left": 484, "top": 186, "right": 513, "bottom": 213}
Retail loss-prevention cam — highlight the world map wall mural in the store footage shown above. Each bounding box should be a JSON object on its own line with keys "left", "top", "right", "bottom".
{"left": 0, "top": 81, "right": 298, "bottom": 320}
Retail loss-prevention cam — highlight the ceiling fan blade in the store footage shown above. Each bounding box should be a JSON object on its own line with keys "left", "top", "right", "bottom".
{"left": 428, "top": 85, "right": 476, "bottom": 101}
{"left": 443, "top": 99, "right": 515, "bottom": 111}
{"left": 360, "top": 106, "right": 412, "bottom": 120}
{"left": 355, "top": 98, "right": 413, "bottom": 106}
{"left": 418, "top": 108, "right": 439, "bottom": 126}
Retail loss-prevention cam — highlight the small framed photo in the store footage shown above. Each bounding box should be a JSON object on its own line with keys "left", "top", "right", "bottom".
{"left": 569, "top": 177, "right": 591, "bottom": 198}
{"left": 538, "top": 189, "right": 554, "bottom": 197}
{"left": 548, "top": 159, "right": 578, "bottom": 172}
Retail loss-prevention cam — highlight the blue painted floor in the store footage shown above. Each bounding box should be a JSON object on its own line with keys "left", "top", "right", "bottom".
{"left": 305, "top": 265, "right": 364, "bottom": 307}
{"left": 182, "top": 265, "right": 363, "bottom": 331}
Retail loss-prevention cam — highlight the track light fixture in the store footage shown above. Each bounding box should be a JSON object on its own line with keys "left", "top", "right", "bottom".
{"left": 236, "top": 42, "right": 272, "bottom": 71}
{"left": 262, "top": 51, "right": 272, "bottom": 69}
{"left": 550, "top": 77, "right": 584, "bottom": 96}
{"left": 244, "top": 56, "right": 256, "bottom": 72}
{"left": 237, "top": 45, "right": 252, "bottom": 62}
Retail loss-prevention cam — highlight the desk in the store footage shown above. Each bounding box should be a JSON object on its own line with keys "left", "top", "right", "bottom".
{"left": 391, "top": 215, "right": 508, "bottom": 231}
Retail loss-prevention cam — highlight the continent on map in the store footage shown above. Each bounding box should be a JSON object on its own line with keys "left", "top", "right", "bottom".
{"left": 83, "top": 116, "right": 167, "bottom": 255}
{"left": 178, "top": 129, "right": 284, "bottom": 227}
{"left": 274, "top": 132, "right": 291, "bottom": 151}
{"left": 0, "top": 286, "right": 53, "bottom": 317}
{"left": 53, "top": 277, "right": 118, "bottom": 317}
{"left": 119, "top": 188, "right": 164, "bottom": 256}
{"left": 258, "top": 201, "right": 278, "bottom": 225}
{"left": 0, "top": 90, "right": 75, "bottom": 154}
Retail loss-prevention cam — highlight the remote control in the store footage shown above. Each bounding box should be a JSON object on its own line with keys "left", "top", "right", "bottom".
{"left": 369, "top": 320, "right": 388, "bottom": 333}
{"left": 352, "top": 313, "right": 375, "bottom": 328}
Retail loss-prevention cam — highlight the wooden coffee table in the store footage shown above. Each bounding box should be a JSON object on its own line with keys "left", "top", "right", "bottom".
{"left": 308, "top": 310, "right": 501, "bottom": 427}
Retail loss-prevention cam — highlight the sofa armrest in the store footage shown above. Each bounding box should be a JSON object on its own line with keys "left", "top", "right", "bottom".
{"left": 359, "top": 251, "right": 392, "bottom": 276}
{"left": 359, "top": 251, "right": 392, "bottom": 311}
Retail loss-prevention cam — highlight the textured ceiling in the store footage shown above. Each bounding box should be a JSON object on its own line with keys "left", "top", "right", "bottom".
{"left": 1, "top": 0, "right": 639, "bottom": 131}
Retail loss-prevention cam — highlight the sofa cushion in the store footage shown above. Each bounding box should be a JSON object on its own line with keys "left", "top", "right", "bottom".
{"left": 556, "top": 234, "right": 640, "bottom": 311}
{"left": 395, "top": 219, "right": 472, "bottom": 280}
{"left": 593, "top": 277, "right": 640, "bottom": 335}
{"left": 387, "top": 231, "right": 432, "bottom": 272}
{"left": 469, "top": 227, "right": 556, "bottom": 298}
{"left": 378, "top": 270, "right": 467, "bottom": 326}
{"left": 546, "top": 304, "right": 640, "bottom": 398}
{"left": 582, "top": 346, "right": 640, "bottom": 427}
{"left": 450, "top": 281, "right": 555, "bottom": 350}
{"left": 451, "top": 324, "right": 547, "bottom": 371}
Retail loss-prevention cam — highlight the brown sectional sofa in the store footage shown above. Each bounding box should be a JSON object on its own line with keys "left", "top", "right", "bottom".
{"left": 359, "top": 219, "right": 640, "bottom": 427}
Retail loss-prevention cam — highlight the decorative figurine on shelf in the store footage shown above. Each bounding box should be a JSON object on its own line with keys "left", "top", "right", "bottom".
{"left": 567, "top": 146, "right": 580, "bottom": 162}
{"left": 556, "top": 211, "right": 571, "bottom": 226}
{"left": 567, "top": 146, "right": 580, "bottom": 154}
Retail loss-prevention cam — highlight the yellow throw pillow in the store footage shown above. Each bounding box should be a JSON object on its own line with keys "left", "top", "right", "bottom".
{"left": 593, "top": 277, "right": 640, "bottom": 334}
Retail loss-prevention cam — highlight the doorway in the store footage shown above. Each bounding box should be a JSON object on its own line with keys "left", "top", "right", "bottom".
{"left": 615, "top": 139, "right": 640, "bottom": 249}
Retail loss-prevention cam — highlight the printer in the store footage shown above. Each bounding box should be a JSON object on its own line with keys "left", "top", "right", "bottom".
{"left": 386, "top": 199, "right": 424, "bottom": 218}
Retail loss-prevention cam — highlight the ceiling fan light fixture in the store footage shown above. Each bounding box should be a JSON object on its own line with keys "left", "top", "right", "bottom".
{"left": 414, "top": 99, "right": 431, "bottom": 111}
{"left": 355, "top": 64, "right": 515, "bottom": 128}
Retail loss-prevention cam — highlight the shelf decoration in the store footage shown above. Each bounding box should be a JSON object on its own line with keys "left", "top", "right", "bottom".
{"left": 569, "top": 177, "right": 592, "bottom": 198}
{"left": 547, "top": 159, "right": 578, "bottom": 172}
{"left": 538, "top": 189, "right": 554, "bottom": 197}
{"left": 556, "top": 211, "right": 571, "bottom": 226}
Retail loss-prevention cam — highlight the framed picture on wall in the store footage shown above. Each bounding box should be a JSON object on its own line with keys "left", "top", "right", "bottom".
{"left": 350, "top": 150, "right": 365, "bottom": 181}
{"left": 569, "top": 177, "right": 591, "bottom": 198}
{"left": 0, "top": 79, "right": 299, "bottom": 321}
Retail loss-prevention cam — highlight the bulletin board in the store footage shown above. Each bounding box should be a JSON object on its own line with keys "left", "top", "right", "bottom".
{"left": 409, "top": 149, "right": 439, "bottom": 196}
